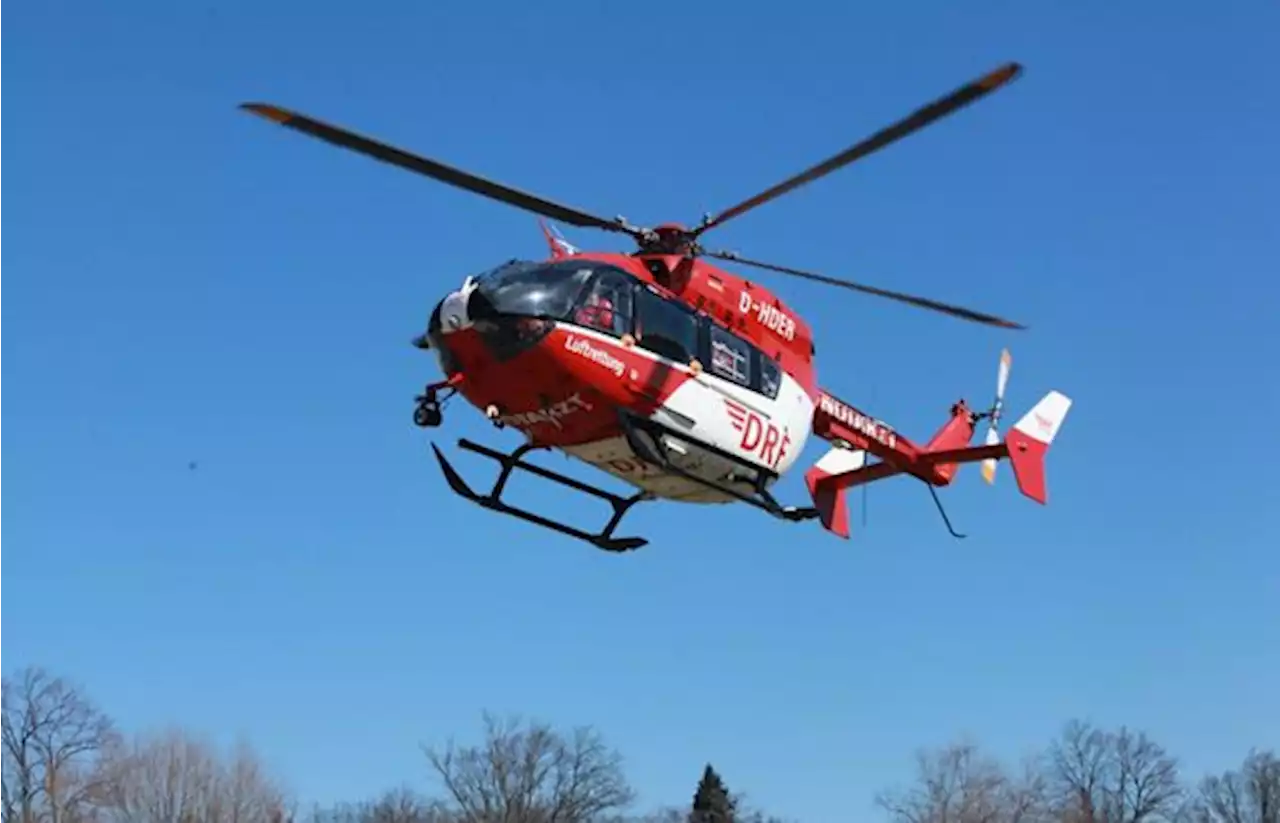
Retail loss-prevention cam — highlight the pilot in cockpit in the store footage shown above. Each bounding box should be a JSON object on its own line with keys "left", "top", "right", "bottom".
{"left": 573, "top": 279, "right": 627, "bottom": 337}
{"left": 574, "top": 291, "right": 615, "bottom": 331}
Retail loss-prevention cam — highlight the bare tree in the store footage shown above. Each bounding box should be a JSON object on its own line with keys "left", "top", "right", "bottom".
{"left": 625, "top": 810, "right": 684, "bottom": 823}
{"left": 876, "top": 741, "right": 1049, "bottom": 823}
{"left": 307, "top": 788, "right": 452, "bottom": 823}
{"left": 725, "top": 804, "right": 793, "bottom": 823}
{"left": 92, "top": 728, "right": 291, "bottom": 823}
{"left": 1045, "top": 721, "right": 1183, "bottom": 823}
{"left": 629, "top": 797, "right": 790, "bottom": 823}
{"left": 1192, "top": 750, "right": 1280, "bottom": 823}
{"left": 2, "top": 666, "right": 118, "bottom": 823}
{"left": 423, "top": 713, "right": 636, "bottom": 823}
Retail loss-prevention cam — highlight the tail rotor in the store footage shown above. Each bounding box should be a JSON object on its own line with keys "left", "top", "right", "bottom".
{"left": 979, "top": 348, "right": 1012, "bottom": 485}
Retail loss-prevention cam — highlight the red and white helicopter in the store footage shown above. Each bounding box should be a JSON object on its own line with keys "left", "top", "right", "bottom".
{"left": 241, "top": 61, "right": 1072, "bottom": 553}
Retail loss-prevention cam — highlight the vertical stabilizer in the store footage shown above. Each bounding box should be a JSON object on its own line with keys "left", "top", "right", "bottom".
{"left": 1005, "top": 390, "right": 1072, "bottom": 504}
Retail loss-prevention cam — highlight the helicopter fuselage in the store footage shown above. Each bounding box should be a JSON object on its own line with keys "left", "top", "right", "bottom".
{"left": 423, "top": 255, "right": 816, "bottom": 503}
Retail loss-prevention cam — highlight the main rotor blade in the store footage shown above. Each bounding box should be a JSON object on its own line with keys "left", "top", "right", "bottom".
{"left": 694, "top": 62, "right": 1023, "bottom": 237}
{"left": 239, "top": 103, "right": 635, "bottom": 235}
{"left": 707, "top": 250, "right": 1026, "bottom": 329}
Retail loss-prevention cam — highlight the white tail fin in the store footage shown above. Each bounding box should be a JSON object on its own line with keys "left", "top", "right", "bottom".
{"left": 1005, "top": 390, "right": 1073, "bottom": 504}
{"left": 1013, "top": 390, "right": 1072, "bottom": 445}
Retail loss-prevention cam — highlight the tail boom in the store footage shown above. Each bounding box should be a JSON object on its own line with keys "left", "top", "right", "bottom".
{"left": 812, "top": 391, "right": 977, "bottom": 487}
{"left": 806, "top": 391, "right": 978, "bottom": 539}
{"left": 901, "top": 390, "right": 1072, "bottom": 504}
{"left": 805, "top": 388, "right": 1072, "bottom": 538}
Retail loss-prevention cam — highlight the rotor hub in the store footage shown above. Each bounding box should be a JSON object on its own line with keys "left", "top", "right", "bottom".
{"left": 638, "top": 223, "right": 697, "bottom": 256}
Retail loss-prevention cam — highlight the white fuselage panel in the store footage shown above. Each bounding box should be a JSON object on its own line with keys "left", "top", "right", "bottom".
{"left": 557, "top": 325, "right": 814, "bottom": 503}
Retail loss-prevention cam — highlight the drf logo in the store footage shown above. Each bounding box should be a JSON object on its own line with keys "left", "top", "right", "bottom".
{"left": 724, "top": 399, "right": 791, "bottom": 470}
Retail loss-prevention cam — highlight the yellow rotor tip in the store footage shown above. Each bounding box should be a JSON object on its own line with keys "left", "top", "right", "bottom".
{"left": 979, "top": 63, "right": 1024, "bottom": 89}
{"left": 239, "top": 103, "right": 293, "bottom": 124}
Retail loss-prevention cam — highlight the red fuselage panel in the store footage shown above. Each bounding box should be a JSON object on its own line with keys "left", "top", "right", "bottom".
{"left": 443, "top": 325, "right": 694, "bottom": 447}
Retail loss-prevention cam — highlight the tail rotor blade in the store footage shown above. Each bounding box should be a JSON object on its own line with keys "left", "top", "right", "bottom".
{"left": 981, "top": 348, "right": 1013, "bottom": 485}
{"left": 980, "top": 425, "right": 1001, "bottom": 485}
{"left": 995, "top": 347, "right": 1012, "bottom": 410}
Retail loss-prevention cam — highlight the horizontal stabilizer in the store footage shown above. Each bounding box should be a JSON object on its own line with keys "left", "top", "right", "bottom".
{"left": 804, "top": 446, "right": 867, "bottom": 539}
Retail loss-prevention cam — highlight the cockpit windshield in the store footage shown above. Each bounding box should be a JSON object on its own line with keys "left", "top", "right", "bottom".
{"left": 473, "top": 259, "right": 596, "bottom": 321}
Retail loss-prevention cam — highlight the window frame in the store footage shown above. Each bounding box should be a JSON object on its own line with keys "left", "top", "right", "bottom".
{"left": 632, "top": 284, "right": 702, "bottom": 366}
{"left": 696, "top": 313, "right": 784, "bottom": 401}
{"left": 616, "top": 285, "right": 788, "bottom": 400}
{"left": 754, "top": 348, "right": 783, "bottom": 400}
{"left": 706, "top": 322, "right": 753, "bottom": 388}
{"left": 567, "top": 265, "right": 638, "bottom": 339}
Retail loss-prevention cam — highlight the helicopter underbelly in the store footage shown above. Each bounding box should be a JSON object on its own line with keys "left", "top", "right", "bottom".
{"left": 562, "top": 435, "right": 742, "bottom": 504}
{"left": 561, "top": 361, "right": 815, "bottom": 504}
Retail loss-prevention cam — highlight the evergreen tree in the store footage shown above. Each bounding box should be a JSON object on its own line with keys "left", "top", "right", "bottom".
{"left": 689, "top": 763, "right": 737, "bottom": 823}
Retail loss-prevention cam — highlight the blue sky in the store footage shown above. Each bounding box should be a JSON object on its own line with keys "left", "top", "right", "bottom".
{"left": 4, "top": 1, "right": 1278, "bottom": 820}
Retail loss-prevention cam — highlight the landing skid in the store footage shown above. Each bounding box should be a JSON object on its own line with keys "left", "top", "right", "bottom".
{"left": 431, "top": 439, "right": 652, "bottom": 553}
{"left": 429, "top": 414, "right": 821, "bottom": 553}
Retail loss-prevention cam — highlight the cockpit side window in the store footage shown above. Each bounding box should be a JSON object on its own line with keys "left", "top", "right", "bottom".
{"left": 699, "top": 315, "right": 784, "bottom": 400}
{"left": 708, "top": 325, "right": 751, "bottom": 387}
{"left": 757, "top": 353, "right": 782, "bottom": 399}
{"left": 571, "top": 268, "right": 634, "bottom": 338}
{"left": 634, "top": 286, "right": 699, "bottom": 365}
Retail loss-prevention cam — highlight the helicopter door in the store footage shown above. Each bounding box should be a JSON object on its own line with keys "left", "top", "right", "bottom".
{"left": 627, "top": 287, "right": 744, "bottom": 479}
{"left": 627, "top": 286, "right": 708, "bottom": 428}
{"left": 631, "top": 285, "right": 699, "bottom": 367}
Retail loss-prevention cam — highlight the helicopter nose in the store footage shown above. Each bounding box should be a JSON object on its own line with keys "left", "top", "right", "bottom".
{"left": 438, "top": 285, "right": 473, "bottom": 333}
{"left": 428, "top": 297, "right": 444, "bottom": 334}
{"left": 412, "top": 298, "right": 446, "bottom": 350}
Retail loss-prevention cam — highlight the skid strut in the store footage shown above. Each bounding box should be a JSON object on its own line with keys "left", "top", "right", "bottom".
{"left": 431, "top": 439, "right": 652, "bottom": 553}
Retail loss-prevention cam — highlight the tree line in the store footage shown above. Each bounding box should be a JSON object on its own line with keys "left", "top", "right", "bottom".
{"left": 3, "top": 665, "right": 1275, "bottom": 823}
